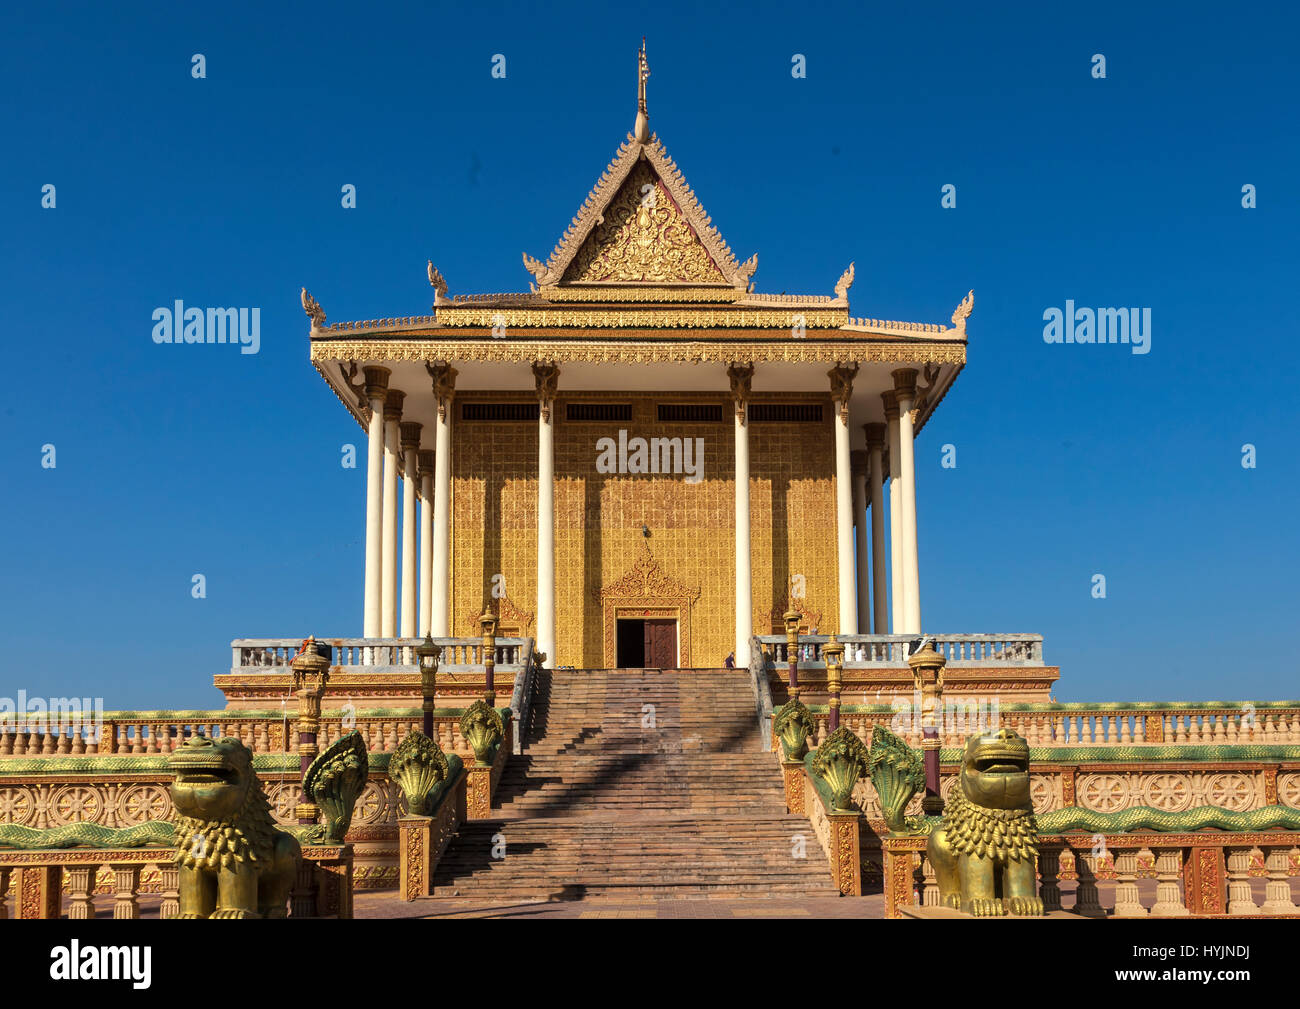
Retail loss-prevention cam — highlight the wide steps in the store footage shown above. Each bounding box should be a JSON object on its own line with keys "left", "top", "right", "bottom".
{"left": 428, "top": 669, "right": 834, "bottom": 900}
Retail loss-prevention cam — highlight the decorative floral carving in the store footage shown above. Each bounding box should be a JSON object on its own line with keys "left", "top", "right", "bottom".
{"left": 563, "top": 162, "right": 726, "bottom": 284}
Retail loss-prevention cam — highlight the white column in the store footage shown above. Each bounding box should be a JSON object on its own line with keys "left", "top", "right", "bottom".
{"left": 851, "top": 450, "right": 870, "bottom": 635}
{"left": 731, "top": 365, "right": 753, "bottom": 667}
{"left": 399, "top": 423, "right": 421, "bottom": 639}
{"left": 830, "top": 366, "right": 858, "bottom": 636}
{"left": 417, "top": 450, "right": 433, "bottom": 638}
{"left": 865, "top": 424, "right": 889, "bottom": 635}
{"left": 362, "top": 368, "right": 389, "bottom": 639}
{"left": 894, "top": 369, "right": 922, "bottom": 634}
{"left": 534, "top": 363, "right": 557, "bottom": 670}
{"left": 428, "top": 365, "right": 456, "bottom": 637}
{"left": 884, "top": 392, "right": 903, "bottom": 635}
{"left": 380, "top": 391, "right": 403, "bottom": 639}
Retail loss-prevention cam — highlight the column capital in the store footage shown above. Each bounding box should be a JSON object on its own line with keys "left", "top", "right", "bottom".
{"left": 891, "top": 367, "right": 919, "bottom": 401}
{"left": 383, "top": 389, "right": 405, "bottom": 422}
{"left": 362, "top": 365, "right": 391, "bottom": 401}
{"left": 727, "top": 362, "right": 755, "bottom": 426}
{"left": 863, "top": 422, "right": 887, "bottom": 449}
{"left": 399, "top": 421, "right": 422, "bottom": 453}
{"left": 425, "top": 362, "right": 458, "bottom": 421}
{"left": 416, "top": 449, "right": 435, "bottom": 479}
{"left": 532, "top": 361, "right": 560, "bottom": 422}
{"left": 881, "top": 389, "right": 900, "bottom": 421}
{"left": 851, "top": 449, "right": 869, "bottom": 473}
{"left": 827, "top": 363, "right": 859, "bottom": 425}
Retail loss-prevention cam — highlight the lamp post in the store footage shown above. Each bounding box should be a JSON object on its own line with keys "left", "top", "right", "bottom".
{"left": 290, "top": 636, "right": 331, "bottom": 827}
{"left": 783, "top": 608, "right": 802, "bottom": 701}
{"left": 907, "top": 638, "right": 947, "bottom": 816}
{"left": 823, "top": 635, "right": 844, "bottom": 733}
{"left": 480, "top": 609, "right": 499, "bottom": 708}
{"left": 415, "top": 633, "right": 442, "bottom": 737}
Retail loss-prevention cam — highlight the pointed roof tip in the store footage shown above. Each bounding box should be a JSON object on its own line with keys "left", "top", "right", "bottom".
{"left": 634, "top": 37, "right": 651, "bottom": 143}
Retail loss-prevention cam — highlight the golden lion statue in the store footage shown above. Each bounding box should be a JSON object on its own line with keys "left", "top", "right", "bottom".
{"left": 169, "top": 735, "right": 301, "bottom": 919}
{"left": 927, "top": 728, "right": 1042, "bottom": 916}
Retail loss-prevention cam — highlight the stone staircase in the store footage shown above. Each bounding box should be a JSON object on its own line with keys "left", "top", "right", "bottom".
{"left": 430, "top": 668, "right": 838, "bottom": 900}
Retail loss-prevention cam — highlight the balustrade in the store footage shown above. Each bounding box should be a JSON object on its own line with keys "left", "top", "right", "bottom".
{"left": 0, "top": 850, "right": 344, "bottom": 919}
{"left": 883, "top": 833, "right": 1300, "bottom": 917}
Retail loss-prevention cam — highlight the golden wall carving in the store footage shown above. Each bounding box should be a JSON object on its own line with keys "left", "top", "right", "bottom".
{"left": 562, "top": 162, "right": 727, "bottom": 284}
{"left": 450, "top": 391, "right": 839, "bottom": 668}
{"left": 597, "top": 543, "right": 701, "bottom": 667}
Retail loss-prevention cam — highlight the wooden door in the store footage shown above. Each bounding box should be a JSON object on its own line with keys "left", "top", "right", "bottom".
{"left": 643, "top": 620, "right": 677, "bottom": 669}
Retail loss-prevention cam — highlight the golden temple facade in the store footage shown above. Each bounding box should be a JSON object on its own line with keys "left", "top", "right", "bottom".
{"left": 303, "top": 44, "right": 971, "bottom": 671}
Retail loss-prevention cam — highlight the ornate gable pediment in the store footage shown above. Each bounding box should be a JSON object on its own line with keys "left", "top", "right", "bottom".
{"left": 524, "top": 136, "right": 755, "bottom": 292}
{"left": 562, "top": 160, "right": 726, "bottom": 284}
{"left": 465, "top": 593, "right": 535, "bottom": 637}
{"left": 598, "top": 542, "right": 702, "bottom": 605}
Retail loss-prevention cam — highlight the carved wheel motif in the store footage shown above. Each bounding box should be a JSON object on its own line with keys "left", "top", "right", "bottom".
{"left": 0, "top": 787, "right": 34, "bottom": 824}
{"left": 1204, "top": 773, "right": 1254, "bottom": 811}
{"left": 268, "top": 782, "right": 302, "bottom": 822}
{"left": 1078, "top": 774, "right": 1128, "bottom": 813}
{"left": 119, "top": 784, "right": 171, "bottom": 823}
{"left": 51, "top": 786, "right": 102, "bottom": 825}
{"left": 358, "top": 782, "right": 388, "bottom": 824}
{"left": 1279, "top": 773, "right": 1300, "bottom": 809}
{"left": 1141, "top": 773, "right": 1193, "bottom": 812}
{"left": 1030, "top": 775, "right": 1055, "bottom": 814}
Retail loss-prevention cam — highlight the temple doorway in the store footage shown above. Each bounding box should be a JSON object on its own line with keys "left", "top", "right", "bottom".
{"left": 616, "top": 618, "right": 678, "bottom": 668}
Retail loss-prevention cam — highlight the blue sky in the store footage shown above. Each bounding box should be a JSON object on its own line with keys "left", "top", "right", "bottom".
{"left": 2, "top": 2, "right": 1296, "bottom": 707}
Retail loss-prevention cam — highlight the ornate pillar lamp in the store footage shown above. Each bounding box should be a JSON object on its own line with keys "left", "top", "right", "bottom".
{"left": 415, "top": 633, "right": 442, "bottom": 737}
{"left": 823, "top": 635, "right": 844, "bottom": 733}
{"left": 907, "top": 638, "right": 947, "bottom": 816}
{"left": 480, "top": 609, "right": 499, "bottom": 708}
{"left": 290, "top": 637, "right": 331, "bottom": 826}
{"left": 783, "top": 608, "right": 802, "bottom": 701}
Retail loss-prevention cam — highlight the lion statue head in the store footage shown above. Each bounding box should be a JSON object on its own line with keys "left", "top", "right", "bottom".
{"left": 958, "top": 727, "right": 1032, "bottom": 811}
{"left": 945, "top": 728, "right": 1037, "bottom": 861}
{"left": 168, "top": 735, "right": 283, "bottom": 871}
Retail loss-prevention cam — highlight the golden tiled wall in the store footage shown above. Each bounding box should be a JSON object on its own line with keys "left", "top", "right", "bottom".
{"left": 451, "top": 391, "right": 838, "bottom": 668}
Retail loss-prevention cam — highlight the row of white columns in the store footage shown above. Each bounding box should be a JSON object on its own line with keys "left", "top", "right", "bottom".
{"left": 730, "top": 364, "right": 923, "bottom": 668}
{"left": 359, "top": 364, "right": 558, "bottom": 668}
{"left": 836, "top": 368, "right": 924, "bottom": 638}
{"left": 361, "top": 367, "right": 455, "bottom": 644}
{"left": 360, "top": 361, "right": 921, "bottom": 668}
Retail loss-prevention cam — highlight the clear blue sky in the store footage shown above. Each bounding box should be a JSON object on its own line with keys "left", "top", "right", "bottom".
{"left": 2, "top": 2, "right": 1296, "bottom": 707}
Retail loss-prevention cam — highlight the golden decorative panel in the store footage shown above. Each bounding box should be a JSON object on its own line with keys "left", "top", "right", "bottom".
{"left": 597, "top": 543, "right": 701, "bottom": 667}
{"left": 450, "top": 391, "right": 839, "bottom": 668}
{"left": 562, "top": 162, "right": 727, "bottom": 284}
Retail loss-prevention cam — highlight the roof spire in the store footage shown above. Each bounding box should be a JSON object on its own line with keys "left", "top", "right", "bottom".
{"left": 634, "top": 37, "right": 650, "bottom": 143}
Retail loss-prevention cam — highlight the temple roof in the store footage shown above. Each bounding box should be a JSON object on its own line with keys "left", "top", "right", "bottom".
{"left": 301, "top": 42, "right": 972, "bottom": 345}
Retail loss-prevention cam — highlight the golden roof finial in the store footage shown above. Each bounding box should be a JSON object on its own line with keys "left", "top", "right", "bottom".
{"left": 634, "top": 37, "right": 650, "bottom": 143}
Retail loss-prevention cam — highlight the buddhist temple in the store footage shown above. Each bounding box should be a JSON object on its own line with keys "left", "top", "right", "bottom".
{"left": 301, "top": 41, "right": 975, "bottom": 681}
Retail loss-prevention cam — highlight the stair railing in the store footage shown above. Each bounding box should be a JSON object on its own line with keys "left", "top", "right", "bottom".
{"left": 748, "top": 636, "right": 774, "bottom": 751}
{"left": 507, "top": 639, "right": 538, "bottom": 756}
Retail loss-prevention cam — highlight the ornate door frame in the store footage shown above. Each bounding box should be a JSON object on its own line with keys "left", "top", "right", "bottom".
{"left": 597, "top": 544, "right": 700, "bottom": 668}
